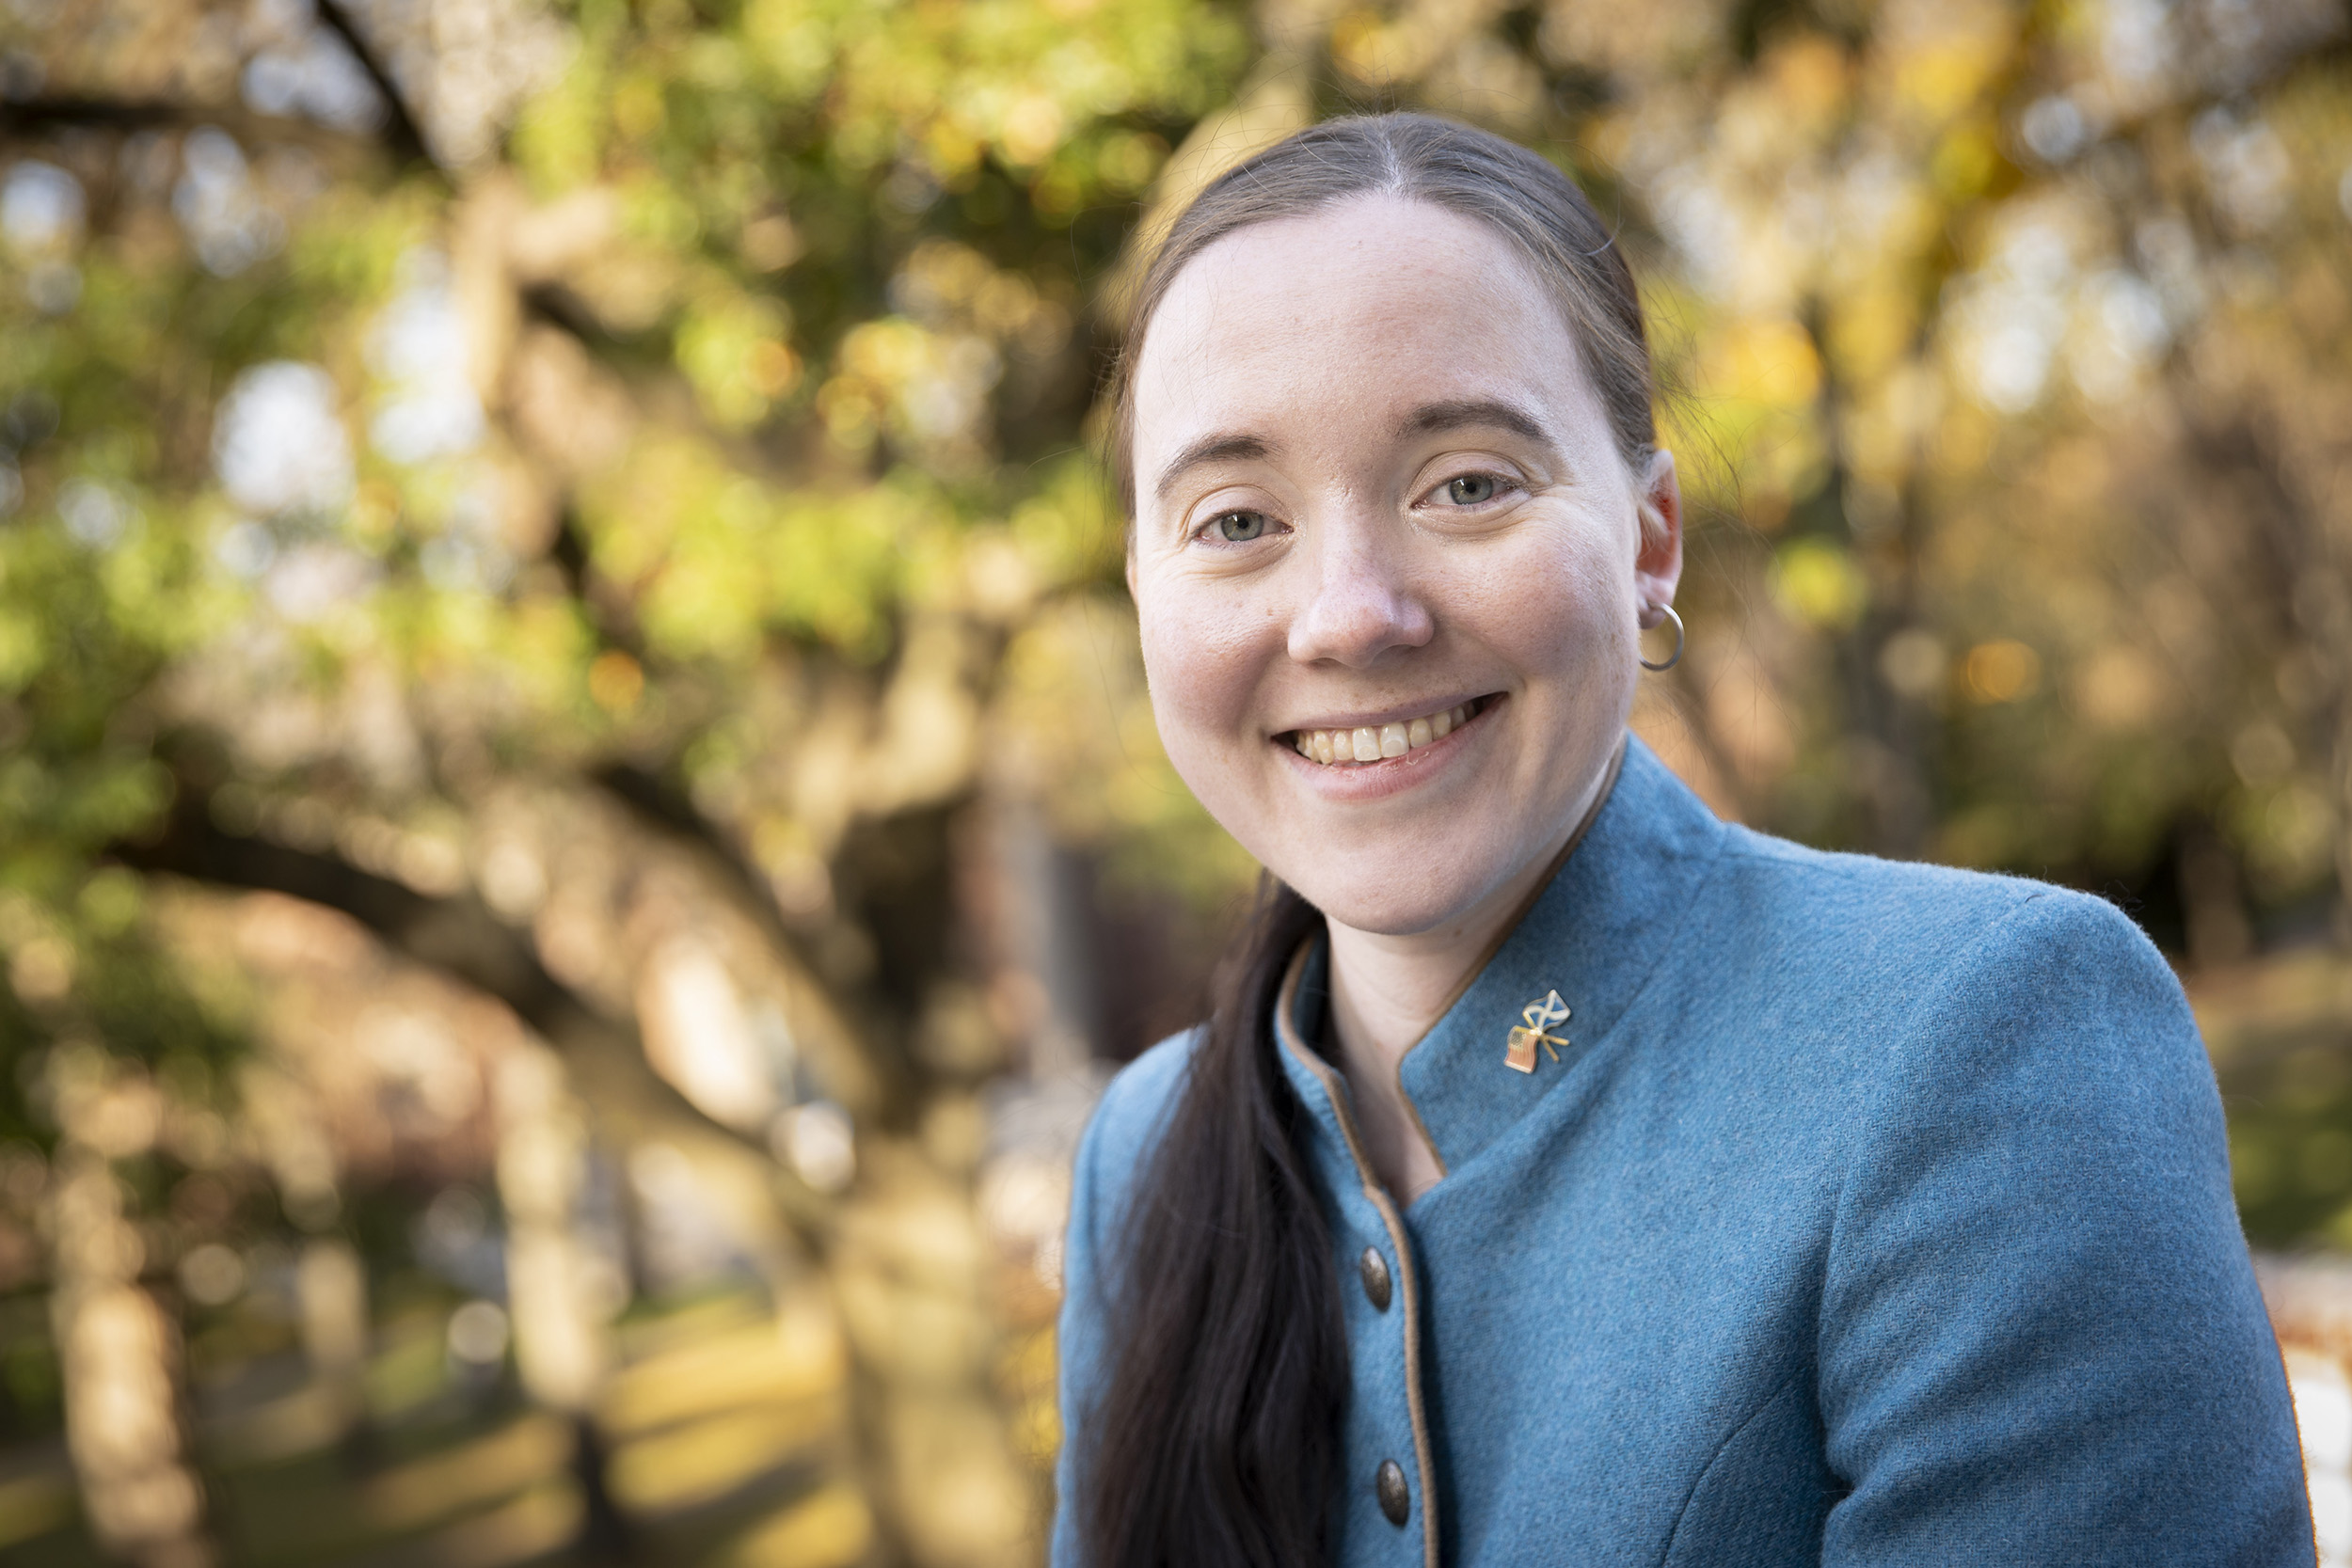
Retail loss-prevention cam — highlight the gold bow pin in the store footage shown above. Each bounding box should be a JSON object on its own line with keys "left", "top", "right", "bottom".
{"left": 1504, "top": 990, "right": 1571, "bottom": 1073}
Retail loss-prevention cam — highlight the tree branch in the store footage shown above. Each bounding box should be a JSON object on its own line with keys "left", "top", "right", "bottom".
{"left": 589, "top": 763, "right": 912, "bottom": 1114}
{"left": 0, "top": 97, "right": 376, "bottom": 160}
{"left": 0, "top": 3, "right": 442, "bottom": 176}
{"left": 112, "top": 786, "right": 806, "bottom": 1188}
{"left": 128, "top": 795, "right": 559, "bottom": 1033}
{"left": 0, "top": 96, "right": 187, "bottom": 133}
{"left": 312, "top": 0, "right": 440, "bottom": 175}
{"left": 596, "top": 764, "right": 804, "bottom": 946}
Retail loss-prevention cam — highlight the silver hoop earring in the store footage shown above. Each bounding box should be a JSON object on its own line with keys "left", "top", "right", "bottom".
{"left": 1640, "top": 603, "right": 1684, "bottom": 673}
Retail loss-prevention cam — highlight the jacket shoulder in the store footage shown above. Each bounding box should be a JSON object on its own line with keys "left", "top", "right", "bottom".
{"left": 1066, "top": 1027, "right": 1202, "bottom": 1254}
{"left": 1713, "top": 822, "right": 2162, "bottom": 974}
{"left": 1083, "top": 1027, "right": 1201, "bottom": 1168}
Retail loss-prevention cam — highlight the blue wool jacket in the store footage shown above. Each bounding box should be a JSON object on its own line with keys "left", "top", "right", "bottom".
{"left": 1052, "top": 736, "right": 2312, "bottom": 1565}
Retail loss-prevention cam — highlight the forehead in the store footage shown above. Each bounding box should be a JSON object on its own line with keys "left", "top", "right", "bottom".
{"left": 1130, "top": 194, "right": 1599, "bottom": 470}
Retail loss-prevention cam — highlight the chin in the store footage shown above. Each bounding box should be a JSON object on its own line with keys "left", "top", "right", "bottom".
{"left": 1277, "top": 848, "right": 1510, "bottom": 938}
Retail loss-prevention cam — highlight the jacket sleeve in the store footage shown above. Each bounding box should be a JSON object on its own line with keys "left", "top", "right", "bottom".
{"left": 1818, "top": 890, "right": 2312, "bottom": 1565}
{"left": 1049, "top": 1084, "right": 1116, "bottom": 1568}
{"left": 1048, "top": 1033, "right": 1196, "bottom": 1568}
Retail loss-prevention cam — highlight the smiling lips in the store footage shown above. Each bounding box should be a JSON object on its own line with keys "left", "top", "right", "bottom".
{"left": 1288, "top": 697, "right": 1488, "bottom": 766}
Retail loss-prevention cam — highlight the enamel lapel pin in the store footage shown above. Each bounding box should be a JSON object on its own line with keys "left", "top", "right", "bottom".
{"left": 1505, "top": 990, "right": 1571, "bottom": 1073}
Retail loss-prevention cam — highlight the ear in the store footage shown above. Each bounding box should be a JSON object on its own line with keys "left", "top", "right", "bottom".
{"left": 1633, "top": 449, "right": 1684, "bottom": 619}
{"left": 1124, "top": 538, "right": 1139, "bottom": 602}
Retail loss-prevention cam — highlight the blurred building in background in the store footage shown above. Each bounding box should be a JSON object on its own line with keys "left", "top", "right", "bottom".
{"left": 0, "top": 0, "right": 2349, "bottom": 1561}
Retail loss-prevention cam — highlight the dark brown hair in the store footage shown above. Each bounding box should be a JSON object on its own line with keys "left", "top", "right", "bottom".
{"left": 1079, "top": 113, "right": 1659, "bottom": 1567}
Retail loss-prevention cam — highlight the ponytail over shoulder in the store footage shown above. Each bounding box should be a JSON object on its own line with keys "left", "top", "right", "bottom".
{"left": 1075, "top": 876, "right": 1343, "bottom": 1567}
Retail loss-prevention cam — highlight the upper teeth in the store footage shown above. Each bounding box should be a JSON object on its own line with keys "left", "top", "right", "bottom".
{"left": 1292, "top": 704, "right": 1475, "bottom": 765}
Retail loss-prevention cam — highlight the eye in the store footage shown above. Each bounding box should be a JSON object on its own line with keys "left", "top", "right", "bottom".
{"left": 1212, "top": 511, "right": 1270, "bottom": 543}
{"left": 1444, "top": 473, "right": 1502, "bottom": 506}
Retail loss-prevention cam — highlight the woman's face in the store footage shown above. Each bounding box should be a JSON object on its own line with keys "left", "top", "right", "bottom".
{"left": 1126, "top": 194, "right": 1682, "bottom": 938}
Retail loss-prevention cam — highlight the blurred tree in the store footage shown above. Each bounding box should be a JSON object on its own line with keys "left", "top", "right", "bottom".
{"left": 3, "top": 0, "right": 2352, "bottom": 1562}
{"left": 2, "top": 0, "right": 1258, "bottom": 1560}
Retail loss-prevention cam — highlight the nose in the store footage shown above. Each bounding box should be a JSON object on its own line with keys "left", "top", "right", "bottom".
{"left": 1286, "top": 513, "right": 1434, "bottom": 668}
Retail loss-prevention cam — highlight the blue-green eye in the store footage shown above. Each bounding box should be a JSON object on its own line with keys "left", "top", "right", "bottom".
{"left": 1214, "top": 511, "right": 1268, "bottom": 542}
{"left": 1446, "top": 473, "right": 1501, "bottom": 505}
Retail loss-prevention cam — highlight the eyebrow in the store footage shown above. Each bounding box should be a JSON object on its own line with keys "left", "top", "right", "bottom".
{"left": 1149, "top": 399, "right": 1553, "bottom": 508}
{"left": 1399, "top": 398, "right": 1552, "bottom": 447}
{"left": 1153, "top": 432, "right": 1274, "bottom": 505}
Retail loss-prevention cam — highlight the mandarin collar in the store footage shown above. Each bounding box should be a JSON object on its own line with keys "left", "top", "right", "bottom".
{"left": 1275, "top": 735, "right": 1727, "bottom": 1189}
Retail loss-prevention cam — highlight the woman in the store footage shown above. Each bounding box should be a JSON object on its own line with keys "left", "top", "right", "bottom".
{"left": 1053, "top": 113, "right": 2311, "bottom": 1566}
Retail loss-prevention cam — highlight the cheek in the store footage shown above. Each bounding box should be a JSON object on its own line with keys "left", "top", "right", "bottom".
{"left": 1466, "top": 518, "right": 1638, "bottom": 679}
{"left": 1136, "top": 582, "right": 1274, "bottom": 743}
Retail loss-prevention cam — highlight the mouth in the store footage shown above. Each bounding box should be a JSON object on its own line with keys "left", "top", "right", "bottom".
{"left": 1282, "top": 694, "right": 1500, "bottom": 767}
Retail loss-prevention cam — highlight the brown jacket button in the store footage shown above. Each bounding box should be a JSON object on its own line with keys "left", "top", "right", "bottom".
{"left": 1375, "top": 1459, "right": 1410, "bottom": 1527}
{"left": 1359, "top": 1246, "right": 1392, "bottom": 1311}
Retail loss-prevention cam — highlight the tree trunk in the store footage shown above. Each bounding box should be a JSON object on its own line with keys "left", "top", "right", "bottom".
{"left": 46, "top": 1145, "right": 217, "bottom": 1568}
{"left": 495, "top": 1045, "right": 633, "bottom": 1561}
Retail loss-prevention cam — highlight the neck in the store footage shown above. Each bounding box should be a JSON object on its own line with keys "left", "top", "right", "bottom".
{"left": 1320, "top": 741, "right": 1621, "bottom": 1201}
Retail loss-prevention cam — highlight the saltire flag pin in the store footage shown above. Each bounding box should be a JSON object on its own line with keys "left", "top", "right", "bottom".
{"left": 1505, "top": 990, "right": 1571, "bottom": 1074}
